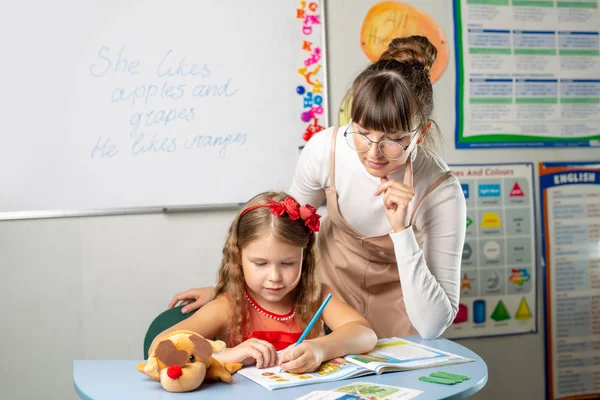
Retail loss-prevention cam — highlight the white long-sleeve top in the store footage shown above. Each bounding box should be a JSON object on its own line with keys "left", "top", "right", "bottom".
{"left": 290, "top": 125, "right": 466, "bottom": 339}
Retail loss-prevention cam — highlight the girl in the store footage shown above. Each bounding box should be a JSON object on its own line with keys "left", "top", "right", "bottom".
{"left": 169, "top": 35, "right": 466, "bottom": 340}
{"left": 151, "top": 192, "right": 377, "bottom": 373}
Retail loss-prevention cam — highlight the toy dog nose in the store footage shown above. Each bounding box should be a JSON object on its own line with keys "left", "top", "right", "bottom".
{"left": 166, "top": 365, "right": 183, "bottom": 380}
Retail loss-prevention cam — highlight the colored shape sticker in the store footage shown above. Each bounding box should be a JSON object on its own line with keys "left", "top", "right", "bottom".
{"left": 473, "top": 300, "right": 486, "bottom": 324}
{"left": 485, "top": 270, "right": 501, "bottom": 291}
{"left": 461, "top": 272, "right": 474, "bottom": 291}
{"left": 479, "top": 184, "right": 501, "bottom": 198}
{"left": 483, "top": 240, "right": 501, "bottom": 260}
{"left": 510, "top": 182, "right": 524, "bottom": 197}
{"left": 515, "top": 297, "right": 532, "bottom": 320}
{"left": 491, "top": 300, "right": 511, "bottom": 322}
{"left": 462, "top": 183, "right": 470, "bottom": 199}
{"left": 454, "top": 303, "right": 468, "bottom": 324}
{"left": 509, "top": 268, "right": 531, "bottom": 287}
{"left": 463, "top": 243, "right": 473, "bottom": 260}
{"left": 481, "top": 212, "right": 502, "bottom": 229}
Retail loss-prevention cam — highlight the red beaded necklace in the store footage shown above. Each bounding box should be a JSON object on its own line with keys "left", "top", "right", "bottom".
{"left": 244, "top": 291, "right": 295, "bottom": 321}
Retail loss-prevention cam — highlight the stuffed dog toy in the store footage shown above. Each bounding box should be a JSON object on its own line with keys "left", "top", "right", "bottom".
{"left": 137, "top": 330, "right": 242, "bottom": 392}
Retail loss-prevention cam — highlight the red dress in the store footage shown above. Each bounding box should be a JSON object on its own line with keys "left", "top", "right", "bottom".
{"left": 229, "top": 291, "right": 303, "bottom": 351}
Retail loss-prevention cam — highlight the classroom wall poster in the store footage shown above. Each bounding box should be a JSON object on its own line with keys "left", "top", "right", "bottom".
{"left": 444, "top": 163, "right": 537, "bottom": 339}
{"left": 337, "top": 1, "right": 448, "bottom": 127}
{"left": 295, "top": 0, "right": 328, "bottom": 144}
{"left": 540, "top": 161, "right": 600, "bottom": 400}
{"left": 453, "top": 0, "right": 600, "bottom": 148}
{"left": 359, "top": 2, "right": 449, "bottom": 83}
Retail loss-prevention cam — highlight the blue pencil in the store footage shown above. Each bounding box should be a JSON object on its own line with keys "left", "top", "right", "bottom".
{"left": 279, "top": 293, "right": 333, "bottom": 372}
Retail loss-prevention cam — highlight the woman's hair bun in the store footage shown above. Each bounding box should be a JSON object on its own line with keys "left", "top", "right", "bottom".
{"left": 379, "top": 35, "right": 437, "bottom": 73}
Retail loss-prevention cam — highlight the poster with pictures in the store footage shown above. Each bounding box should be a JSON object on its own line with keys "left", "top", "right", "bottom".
{"left": 444, "top": 163, "right": 537, "bottom": 339}
{"left": 540, "top": 161, "right": 600, "bottom": 400}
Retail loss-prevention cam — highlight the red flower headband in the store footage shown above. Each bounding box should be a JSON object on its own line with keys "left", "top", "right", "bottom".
{"left": 240, "top": 197, "right": 321, "bottom": 233}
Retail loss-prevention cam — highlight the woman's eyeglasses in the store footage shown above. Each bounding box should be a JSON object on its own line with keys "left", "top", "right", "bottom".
{"left": 343, "top": 123, "right": 419, "bottom": 161}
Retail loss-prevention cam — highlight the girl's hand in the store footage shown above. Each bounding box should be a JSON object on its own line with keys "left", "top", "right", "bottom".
{"left": 167, "top": 286, "right": 216, "bottom": 314}
{"left": 278, "top": 341, "right": 325, "bottom": 373}
{"left": 373, "top": 156, "right": 415, "bottom": 232}
{"left": 218, "top": 339, "right": 278, "bottom": 369}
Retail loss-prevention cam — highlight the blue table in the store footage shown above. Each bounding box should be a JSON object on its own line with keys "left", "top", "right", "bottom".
{"left": 73, "top": 336, "right": 487, "bottom": 399}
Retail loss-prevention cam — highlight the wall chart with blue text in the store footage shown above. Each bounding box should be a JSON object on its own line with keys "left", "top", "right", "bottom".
{"left": 454, "top": 0, "right": 600, "bottom": 148}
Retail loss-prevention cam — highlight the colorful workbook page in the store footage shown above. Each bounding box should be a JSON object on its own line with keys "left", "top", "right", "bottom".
{"left": 344, "top": 337, "right": 473, "bottom": 374}
{"left": 238, "top": 337, "right": 472, "bottom": 390}
{"left": 295, "top": 382, "right": 423, "bottom": 399}
{"left": 237, "top": 358, "right": 371, "bottom": 390}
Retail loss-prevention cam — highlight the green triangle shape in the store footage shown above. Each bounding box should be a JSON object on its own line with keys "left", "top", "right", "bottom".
{"left": 515, "top": 297, "right": 532, "bottom": 320}
{"left": 491, "top": 300, "right": 511, "bottom": 321}
{"left": 466, "top": 217, "right": 473, "bottom": 228}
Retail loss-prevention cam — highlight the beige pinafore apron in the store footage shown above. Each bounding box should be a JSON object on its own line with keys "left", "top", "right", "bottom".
{"left": 318, "top": 127, "right": 453, "bottom": 338}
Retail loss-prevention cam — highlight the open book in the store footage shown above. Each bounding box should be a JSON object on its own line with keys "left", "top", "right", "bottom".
{"left": 237, "top": 337, "right": 473, "bottom": 390}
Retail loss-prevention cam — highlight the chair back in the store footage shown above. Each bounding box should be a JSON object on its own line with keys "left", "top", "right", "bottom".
{"left": 143, "top": 306, "right": 196, "bottom": 359}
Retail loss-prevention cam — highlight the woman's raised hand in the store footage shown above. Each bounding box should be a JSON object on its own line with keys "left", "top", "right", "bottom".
{"left": 373, "top": 156, "right": 415, "bottom": 232}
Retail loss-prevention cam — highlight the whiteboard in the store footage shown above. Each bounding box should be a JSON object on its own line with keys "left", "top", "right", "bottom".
{"left": 0, "top": 0, "right": 328, "bottom": 219}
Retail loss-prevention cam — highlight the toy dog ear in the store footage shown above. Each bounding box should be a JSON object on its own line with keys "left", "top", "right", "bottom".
{"left": 155, "top": 340, "right": 188, "bottom": 367}
{"left": 190, "top": 334, "right": 213, "bottom": 362}
{"left": 139, "top": 356, "right": 160, "bottom": 381}
{"left": 144, "top": 356, "right": 157, "bottom": 374}
{"left": 208, "top": 339, "right": 227, "bottom": 354}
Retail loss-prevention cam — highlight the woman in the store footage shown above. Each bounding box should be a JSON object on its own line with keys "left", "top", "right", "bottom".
{"left": 168, "top": 36, "right": 465, "bottom": 339}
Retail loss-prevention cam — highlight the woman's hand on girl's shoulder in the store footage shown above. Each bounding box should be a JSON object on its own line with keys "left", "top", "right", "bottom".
{"left": 167, "top": 286, "right": 216, "bottom": 314}
{"left": 150, "top": 294, "right": 230, "bottom": 355}
{"left": 278, "top": 341, "right": 325, "bottom": 373}
{"left": 216, "top": 338, "right": 278, "bottom": 369}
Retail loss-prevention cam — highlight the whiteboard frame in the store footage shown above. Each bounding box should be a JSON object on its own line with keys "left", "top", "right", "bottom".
{"left": 0, "top": 204, "right": 244, "bottom": 221}
{"left": 1, "top": 1, "right": 329, "bottom": 221}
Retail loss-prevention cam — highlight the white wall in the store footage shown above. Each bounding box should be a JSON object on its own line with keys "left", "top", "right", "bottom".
{"left": 1, "top": 1, "right": 598, "bottom": 399}
{"left": 1, "top": 211, "right": 236, "bottom": 400}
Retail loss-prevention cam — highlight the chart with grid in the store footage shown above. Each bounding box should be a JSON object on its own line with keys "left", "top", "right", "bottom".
{"left": 445, "top": 164, "right": 536, "bottom": 339}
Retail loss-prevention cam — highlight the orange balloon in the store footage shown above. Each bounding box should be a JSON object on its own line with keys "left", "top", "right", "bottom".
{"left": 360, "top": 1, "right": 448, "bottom": 83}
